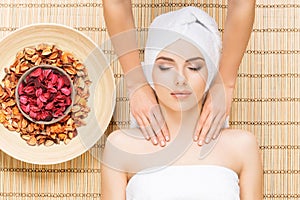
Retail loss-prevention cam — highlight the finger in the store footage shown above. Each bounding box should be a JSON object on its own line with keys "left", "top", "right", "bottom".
{"left": 141, "top": 115, "right": 158, "bottom": 145}
{"left": 135, "top": 116, "right": 150, "bottom": 140}
{"left": 194, "top": 108, "right": 210, "bottom": 142}
{"left": 205, "top": 114, "right": 223, "bottom": 143}
{"left": 212, "top": 115, "right": 227, "bottom": 139}
{"left": 147, "top": 129, "right": 159, "bottom": 145}
{"left": 154, "top": 132, "right": 166, "bottom": 147}
{"left": 160, "top": 122, "right": 170, "bottom": 142}
{"left": 197, "top": 114, "right": 215, "bottom": 146}
{"left": 149, "top": 112, "right": 166, "bottom": 147}
{"left": 152, "top": 106, "right": 170, "bottom": 142}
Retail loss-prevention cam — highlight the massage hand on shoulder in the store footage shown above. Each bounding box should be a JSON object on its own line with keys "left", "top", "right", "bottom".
{"left": 103, "top": 0, "right": 255, "bottom": 146}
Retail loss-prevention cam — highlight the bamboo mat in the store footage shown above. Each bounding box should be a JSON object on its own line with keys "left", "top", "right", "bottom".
{"left": 0, "top": 0, "right": 299, "bottom": 199}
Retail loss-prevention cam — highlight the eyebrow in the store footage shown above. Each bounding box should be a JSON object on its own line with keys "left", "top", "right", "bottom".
{"left": 186, "top": 57, "right": 205, "bottom": 62}
{"left": 155, "top": 56, "right": 205, "bottom": 62}
{"left": 155, "top": 56, "right": 175, "bottom": 62}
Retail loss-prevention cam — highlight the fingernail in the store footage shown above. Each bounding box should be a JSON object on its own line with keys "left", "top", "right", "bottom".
{"left": 153, "top": 138, "right": 158, "bottom": 145}
{"left": 198, "top": 140, "right": 203, "bottom": 146}
{"left": 194, "top": 135, "right": 198, "bottom": 141}
{"left": 165, "top": 136, "right": 170, "bottom": 141}
{"left": 205, "top": 138, "right": 210, "bottom": 143}
{"left": 160, "top": 140, "right": 165, "bottom": 146}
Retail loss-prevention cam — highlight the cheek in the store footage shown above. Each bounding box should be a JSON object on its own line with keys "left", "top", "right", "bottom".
{"left": 197, "top": 67, "right": 208, "bottom": 83}
{"left": 152, "top": 67, "right": 174, "bottom": 92}
{"left": 190, "top": 79, "right": 206, "bottom": 100}
{"left": 153, "top": 78, "right": 172, "bottom": 101}
{"left": 188, "top": 70, "right": 207, "bottom": 99}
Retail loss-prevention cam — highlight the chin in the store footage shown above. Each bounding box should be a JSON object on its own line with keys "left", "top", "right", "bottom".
{"left": 162, "top": 101, "right": 200, "bottom": 112}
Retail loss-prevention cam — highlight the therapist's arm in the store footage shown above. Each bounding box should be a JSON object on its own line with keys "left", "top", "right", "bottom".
{"left": 194, "top": 0, "right": 256, "bottom": 145}
{"left": 103, "top": 0, "right": 169, "bottom": 146}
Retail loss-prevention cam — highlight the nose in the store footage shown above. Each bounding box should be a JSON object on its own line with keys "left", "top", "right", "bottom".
{"left": 175, "top": 73, "right": 187, "bottom": 86}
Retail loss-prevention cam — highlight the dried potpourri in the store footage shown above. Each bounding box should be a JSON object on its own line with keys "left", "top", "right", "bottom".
{"left": 17, "top": 66, "right": 73, "bottom": 122}
{"left": 0, "top": 44, "right": 91, "bottom": 146}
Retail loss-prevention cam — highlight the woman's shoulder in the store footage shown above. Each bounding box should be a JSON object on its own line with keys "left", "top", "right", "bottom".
{"left": 221, "top": 128, "right": 258, "bottom": 142}
{"left": 106, "top": 128, "right": 151, "bottom": 153}
{"left": 213, "top": 129, "right": 261, "bottom": 174}
{"left": 104, "top": 129, "right": 163, "bottom": 173}
{"left": 220, "top": 128, "right": 260, "bottom": 157}
{"left": 107, "top": 129, "right": 132, "bottom": 144}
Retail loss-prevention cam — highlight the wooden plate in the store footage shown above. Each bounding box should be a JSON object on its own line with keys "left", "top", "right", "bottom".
{"left": 0, "top": 23, "right": 115, "bottom": 164}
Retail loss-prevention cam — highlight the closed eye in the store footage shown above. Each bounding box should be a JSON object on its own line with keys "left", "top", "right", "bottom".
{"left": 158, "top": 65, "right": 172, "bottom": 71}
{"left": 187, "top": 66, "right": 202, "bottom": 71}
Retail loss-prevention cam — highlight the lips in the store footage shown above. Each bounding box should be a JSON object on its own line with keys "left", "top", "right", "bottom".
{"left": 170, "top": 91, "right": 192, "bottom": 99}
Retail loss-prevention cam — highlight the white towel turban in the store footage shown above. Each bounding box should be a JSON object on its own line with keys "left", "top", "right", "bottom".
{"left": 143, "top": 6, "right": 222, "bottom": 92}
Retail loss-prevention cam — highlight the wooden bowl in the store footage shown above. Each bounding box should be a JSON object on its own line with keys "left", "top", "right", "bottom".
{"left": 15, "top": 65, "right": 75, "bottom": 125}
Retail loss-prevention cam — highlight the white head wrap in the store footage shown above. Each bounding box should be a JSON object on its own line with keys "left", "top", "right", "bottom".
{"left": 143, "top": 6, "right": 221, "bottom": 92}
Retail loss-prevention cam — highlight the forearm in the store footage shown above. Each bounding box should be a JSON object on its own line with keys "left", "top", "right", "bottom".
{"left": 103, "top": 0, "right": 142, "bottom": 75}
{"left": 219, "top": 0, "right": 256, "bottom": 88}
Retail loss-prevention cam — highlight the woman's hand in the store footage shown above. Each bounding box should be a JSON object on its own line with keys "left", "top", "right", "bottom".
{"left": 194, "top": 83, "right": 234, "bottom": 145}
{"left": 129, "top": 84, "right": 170, "bottom": 147}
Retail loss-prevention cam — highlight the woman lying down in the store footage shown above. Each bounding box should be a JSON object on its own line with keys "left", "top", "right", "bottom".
{"left": 101, "top": 7, "right": 263, "bottom": 200}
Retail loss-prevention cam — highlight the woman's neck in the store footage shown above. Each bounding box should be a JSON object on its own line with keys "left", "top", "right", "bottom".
{"left": 160, "top": 103, "right": 202, "bottom": 139}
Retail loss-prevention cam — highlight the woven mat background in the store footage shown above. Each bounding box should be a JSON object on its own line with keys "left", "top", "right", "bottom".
{"left": 0, "top": 0, "right": 299, "bottom": 199}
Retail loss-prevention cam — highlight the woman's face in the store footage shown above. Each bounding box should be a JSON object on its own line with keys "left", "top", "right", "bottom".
{"left": 152, "top": 39, "right": 208, "bottom": 112}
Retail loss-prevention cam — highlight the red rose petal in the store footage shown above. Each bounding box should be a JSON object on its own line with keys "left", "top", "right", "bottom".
{"left": 48, "top": 87, "right": 57, "bottom": 93}
{"left": 28, "top": 98, "right": 36, "bottom": 105}
{"left": 37, "top": 98, "right": 44, "bottom": 109}
{"left": 43, "top": 69, "right": 52, "bottom": 78}
{"left": 25, "top": 75, "right": 31, "bottom": 83}
{"left": 45, "top": 102, "right": 54, "bottom": 110}
{"left": 43, "top": 92, "right": 50, "bottom": 100}
{"left": 65, "top": 97, "right": 72, "bottom": 106}
{"left": 58, "top": 102, "right": 66, "bottom": 107}
{"left": 55, "top": 94, "right": 64, "bottom": 100}
{"left": 31, "top": 106, "right": 40, "bottom": 112}
{"left": 35, "top": 88, "right": 43, "bottom": 97}
{"left": 40, "top": 111, "right": 52, "bottom": 121}
{"left": 39, "top": 95, "right": 48, "bottom": 103}
{"left": 29, "top": 110, "right": 37, "bottom": 119}
{"left": 35, "top": 113, "right": 41, "bottom": 121}
{"left": 57, "top": 77, "right": 64, "bottom": 90}
{"left": 47, "top": 82, "right": 54, "bottom": 89}
{"left": 18, "top": 83, "right": 24, "bottom": 95}
{"left": 53, "top": 109, "right": 63, "bottom": 118}
{"left": 19, "top": 95, "right": 28, "bottom": 104}
{"left": 62, "top": 76, "right": 70, "bottom": 86}
{"left": 24, "top": 86, "right": 34, "bottom": 94}
{"left": 61, "top": 87, "right": 71, "bottom": 96}
{"left": 30, "top": 68, "right": 42, "bottom": 77}
{"left": 50, "top": 73, "right": 58, "bottom": 84}
{"left": 21, "top": 104, "right": 30, "bottom": 113}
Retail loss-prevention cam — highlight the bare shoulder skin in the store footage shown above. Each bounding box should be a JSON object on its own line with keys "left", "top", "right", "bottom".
{"left": 213, "top": 129, "right": 263, "bottom": 200}
{"left": 227, "top": 130, "right": 263, "bottom": 199}
{"left": 102, "top": 128, "right": 263, "bottom": 200}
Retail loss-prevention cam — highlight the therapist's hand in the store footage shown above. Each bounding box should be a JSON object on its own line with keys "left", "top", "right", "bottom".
{"left": 129, "top": 84, "right": 170, "bottom": 147}
{"left": 193, "top": 83, "right": 233, "bottom": 146}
